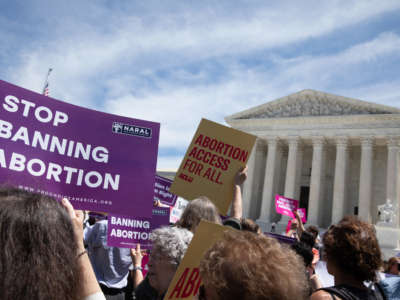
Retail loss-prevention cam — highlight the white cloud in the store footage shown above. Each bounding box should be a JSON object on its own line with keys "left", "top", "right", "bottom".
{"left": 5, "top": 1, "right": 400, "bottom": 99}
{"left": 157, "top": 155, "right": 184, "bottom": 171}
{"left": 269, "top": 31, "right": 400, "bottom": 88}
{"left": 104, "top": 30, "right": 400, "bottom": 170}
{"left": 2, "top": 1, "right": 400, "bottom": 170}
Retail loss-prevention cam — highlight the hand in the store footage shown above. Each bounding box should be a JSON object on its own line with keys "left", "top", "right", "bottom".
{"left": 235, "top": 165, "right": 248, "bottom": 186}
{"left": 61, "top": 198, "right": 85, "bottom": 252}
{"left": 154, "top": 199, "right": 170, "bottom": 208}
{"left": 130, "top": 244, "right": 143, "bottom": 267}
{"left": 290, "top": 220, "right": 299, "bottom": 229}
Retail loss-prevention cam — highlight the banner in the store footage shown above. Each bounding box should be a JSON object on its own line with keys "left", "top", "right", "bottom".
{"left": 154, "top": 175, "right": 177, "bottom": 206}
{"left": 275, "top": 195, "right": 299, "bottom": 219}
{"left": 0, "top": 80, "right": 159, "bottom": 217}
{"left": 165, "top": 220, "right": 232, "bottom": 300}
{"left": 265, "top": 232, "right": 296, "bottom": 245}
{"left": 170, "top": 118, "right": 256, "bottom": 215}
{"left": 297, "top": 207, "right": 307, "bottom": 223}
{"left": 107, "top": 207, "right": 170, "bottom": 249}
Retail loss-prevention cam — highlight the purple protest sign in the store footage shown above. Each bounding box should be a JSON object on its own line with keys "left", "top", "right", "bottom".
{"left": 265, "top": 232, "right": 296, "bottom": 245}
{"left": 0, "top": 80, "right": 159, "bottom": 217}
{"left": 107, "top": 207, "right": 170, "bottom": 249}
{"left": 275, "top": 194, "right": 299, "bottom": 219}
{"left": 154, "top": 175, "right": 177, "bottom": 206}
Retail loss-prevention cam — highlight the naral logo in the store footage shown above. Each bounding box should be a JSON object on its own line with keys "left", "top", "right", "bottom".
{"left": 152, "top": 208, "right": 168, "bottom": 216}
{"left": 112, "top": 122, "right": 152, "bottom": 138}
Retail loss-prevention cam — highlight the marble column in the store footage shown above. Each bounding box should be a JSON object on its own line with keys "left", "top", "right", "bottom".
{"left": 332, "top": 137, "right": 349, "bottom": 224}
{"left": 386, "top": 137, "right": 400, "bottom": 227}
{"left": 386, "top": 138, "right": 399, "bottom": 203}
{"left": 308, "top": 137, "right": 326, "bottom": 226}
{"left": 397, "top": 149, "right": 400, "bottom": 226}
{"left": 241, "top": 138, "right": 259, "bottom": 218}
{"left": 358, "top": 136, "right": 374, "bottom": 223}
{"left": 277, "top": 137, "right": 302, "bottom": 225}
{"left": 259, "top": 137, "right": 282, "bottom": 221}
{"left": 284, "top": 137, "right": 302, "bottom": 199}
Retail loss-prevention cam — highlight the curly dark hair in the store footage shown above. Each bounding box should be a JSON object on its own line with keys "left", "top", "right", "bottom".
{"left": 0, "top": 187, "right": 81, "bottom": 300}
{"left": 199, "top": 230, "right": 309, "bottom": 300}
{"left": 291, "top": 241, "right": 313, "bottom": 268}
{"left": 306, "top": 225, "right": 319, "bottom": 241}
{"left": 323, "top": 216, "right": 382, "bottom": 282}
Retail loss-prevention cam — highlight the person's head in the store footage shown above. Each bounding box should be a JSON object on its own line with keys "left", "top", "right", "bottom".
{"left": 291, "top": 241, "right": 314, "bottom": 269}
{"left": 240, "top": 218, "right": 261, "bottom": 234}
{"left": 199, "top": 230, "right": 309, "bottom": 300}
{"left": 386, "top": 257, "right": 400, "bottom": 275}
{"left": 300, "top": 231, "right": 315, "bottom": 248}
{"left": 147, "top": 226, "right": 193, "bottom": 295}
{"left": 323, "top": 216, "right": 382, "bottom": 282}
{"left": 177, "top": 196, "right": 222, "bottom": 232}
{"left": 306, "top": 225, "right": 319, "bottom": 242}
{"left": 0, "top": 187, "right": 80, "bottom": 300}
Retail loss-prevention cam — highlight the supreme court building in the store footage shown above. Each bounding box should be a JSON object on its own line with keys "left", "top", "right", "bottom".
{"left": 225, "top": 89, "right": 400, "bottom": 233}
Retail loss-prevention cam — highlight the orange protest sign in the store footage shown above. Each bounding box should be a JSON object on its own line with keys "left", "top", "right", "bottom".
{"left": 164, "top": 221, "right": 231, "bottom": 300}
{"left": 170, "top": 118, "right": 256, "bottom": 215}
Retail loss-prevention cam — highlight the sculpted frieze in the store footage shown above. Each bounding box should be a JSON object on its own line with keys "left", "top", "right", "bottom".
{"left": 239, "top": 96, "right": 392, "bottom": 119}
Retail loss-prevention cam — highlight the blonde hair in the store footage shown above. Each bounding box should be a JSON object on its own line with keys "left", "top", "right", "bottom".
{"left": 177, "top": 196, "right": 222, "bottom": 231}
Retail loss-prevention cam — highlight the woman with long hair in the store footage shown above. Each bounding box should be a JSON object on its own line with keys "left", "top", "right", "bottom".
{"left": 0, "top": 187, "right": 104, "bottom": 300}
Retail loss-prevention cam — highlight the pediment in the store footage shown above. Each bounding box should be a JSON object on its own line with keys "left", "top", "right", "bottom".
{"left": 226, "top": 90, "right": 400, "bottom": 121}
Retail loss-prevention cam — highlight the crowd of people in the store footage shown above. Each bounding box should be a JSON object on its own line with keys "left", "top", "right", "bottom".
{"left": 0, "top": 165, "right": 400, "bottom": 300}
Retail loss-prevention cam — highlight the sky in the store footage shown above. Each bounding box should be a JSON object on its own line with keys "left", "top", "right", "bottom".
{"left": 1, "top": 0, "right": 400, "bottom": 170}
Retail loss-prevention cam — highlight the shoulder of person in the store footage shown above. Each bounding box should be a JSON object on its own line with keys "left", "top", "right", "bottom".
{"left": 222, "top": 217, "right": 242, "bottom": 230}
{"left": 82, "top": 292, "right": 106, "bottom": 300}
{"left": 311, "top": 289, "right": 341, "bottom": 300}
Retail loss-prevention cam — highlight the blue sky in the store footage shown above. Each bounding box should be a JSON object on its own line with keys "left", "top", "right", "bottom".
{"left": 1, "top": 1, "right": 400, "bottom": 170}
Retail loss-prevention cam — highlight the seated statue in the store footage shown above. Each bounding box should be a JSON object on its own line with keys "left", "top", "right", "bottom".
{"left": 378, "top": 199, "right": 397, "bottom": 224}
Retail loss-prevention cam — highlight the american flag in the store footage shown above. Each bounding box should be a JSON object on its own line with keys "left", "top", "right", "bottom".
{"left": 42, "top": 68, "right": 53, "bottom": 96}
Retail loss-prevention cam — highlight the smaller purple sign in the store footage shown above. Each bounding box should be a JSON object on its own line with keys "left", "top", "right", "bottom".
{"left": 107, "top": 207, "right": 170, "bottom": 249}
{"left": 266, "top": 232, "right": 297, "bottom": 245}
{"left": 154, "top": 175, "right": 177, "bottom": 206}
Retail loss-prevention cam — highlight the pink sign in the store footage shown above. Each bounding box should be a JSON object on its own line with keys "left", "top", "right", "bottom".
{"left": 275, "top": 194, "right": 298, "bottom": 218}
{"left": 141, "top": 253, "right": 149, "bottom": 277}
{"left": 297, "top": 208, "right": 307, "bottom": 223}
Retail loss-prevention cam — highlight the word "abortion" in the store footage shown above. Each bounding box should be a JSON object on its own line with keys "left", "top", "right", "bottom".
{"left": 0, "top": 95, "right": 120, "bottom": 190}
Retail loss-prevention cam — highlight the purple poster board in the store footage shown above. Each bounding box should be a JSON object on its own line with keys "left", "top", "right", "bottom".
{"left": 266, "top": 232, "right": 296, "bottom": 245}
{"left": 107, "top": 207, "right": 170, "bottom": 249}
{"left": 275, "top": 194, "right": 299, "bottom": 219}
{"left": 0, "top": 80, "right": 159, "bottom": 217}
{"left": 154, "top": 175, "right": 177, "bottom": 206}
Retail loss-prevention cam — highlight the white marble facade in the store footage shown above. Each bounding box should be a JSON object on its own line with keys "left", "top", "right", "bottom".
{"left": 225, "top": 89, "right": 400, "bottom": 233}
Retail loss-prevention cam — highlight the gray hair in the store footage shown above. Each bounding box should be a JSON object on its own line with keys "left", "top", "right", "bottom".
{"left": 150, "top": 226, "right": 193, "bottom": 266}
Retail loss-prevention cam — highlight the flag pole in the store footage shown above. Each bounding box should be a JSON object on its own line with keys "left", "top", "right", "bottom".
{"left": 42, "top": 68, "right": 53, "bottom": 96}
